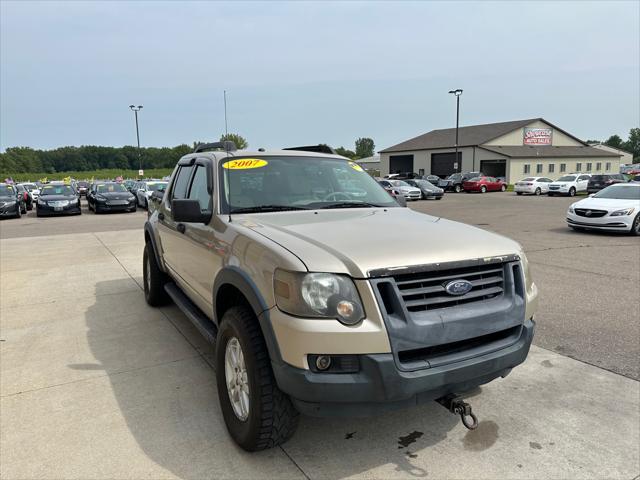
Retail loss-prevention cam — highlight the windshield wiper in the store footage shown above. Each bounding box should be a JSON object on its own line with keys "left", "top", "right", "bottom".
{"left": 230, "top": 205, "right": 309, "bottom": 214}
{"left": 319, "top": 201, "right": 385, "bottom": 209}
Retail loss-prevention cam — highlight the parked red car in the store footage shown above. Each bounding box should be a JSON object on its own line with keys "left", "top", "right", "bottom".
{"left": 462, "top": 176, "right": 507, "bottom": 193}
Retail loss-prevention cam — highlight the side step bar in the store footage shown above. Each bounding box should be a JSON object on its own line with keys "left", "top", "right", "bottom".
{"left": 164, "top": 283, "right": 218, "bottom": 344}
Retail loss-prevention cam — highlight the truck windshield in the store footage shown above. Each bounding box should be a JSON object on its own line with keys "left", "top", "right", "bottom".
{"left": 0, "top": 185, "right": 15, "bottom": 196}
{"left": 220, "top": 156, "right": 398, "bottom": 213}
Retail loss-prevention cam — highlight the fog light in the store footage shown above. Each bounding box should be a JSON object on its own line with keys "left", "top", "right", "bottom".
{"left": 315, "top": 355, "right": 331, "bottom": 371}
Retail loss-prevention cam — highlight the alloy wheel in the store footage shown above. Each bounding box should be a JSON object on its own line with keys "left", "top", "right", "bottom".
{"left": 225, "top": 337, "right": 250, "bottom": 421}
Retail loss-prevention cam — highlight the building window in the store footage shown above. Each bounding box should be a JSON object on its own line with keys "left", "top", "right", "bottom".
{"left": 418, "top": 168, "right": 425, "bottom": 176}
{"left": 536, "top": 164, "right": 543, "bottom": 174}
{"left": 596, "top": 162, "right": 602, "bottom": 171}
{"left": 560, "top": 163, "right": 566, "bottom": 173}
{"left": 576, "top": 163, "right": 582, "bottom": 172}
{"left": 548, "top": 164, "right": 555, "bottom": 173}
{"left": 586, "top": 162, "right": 592, "bottom": 172}
{"left": 606, "top": 162, "right": 611, "bottom": 171}
{"left": 523, "top": 164, "right": 531, "bottom": 174}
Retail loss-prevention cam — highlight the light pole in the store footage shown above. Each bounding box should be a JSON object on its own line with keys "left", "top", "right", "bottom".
{"left": 448, "top": 89, "right": 463, "bottom": 173}
{"left": 129, "top": 105, "right": 143, "bottom": 174}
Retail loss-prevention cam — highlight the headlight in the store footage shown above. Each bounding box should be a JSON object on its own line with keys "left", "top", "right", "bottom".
{"left": 274, "top": 270, "right": 364, "bottom": 325}
{"left": 610, "top": 208, "right": 635, "bottom": 216}
{"left": 568, "top": 205, "right": 575, "bottom": 213}
{"left": 37, "top": 198, "right": 46, "bottom": 206}
{"left": 96, "top": 195, "right": 107, "bottom": 202}
{"left": 4, "top": 200, "right": 16, "bottom": 206}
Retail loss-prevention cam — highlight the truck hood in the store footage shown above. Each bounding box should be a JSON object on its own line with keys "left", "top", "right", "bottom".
{"left": 239, "top": 207, "right": 522, "bottom": 278}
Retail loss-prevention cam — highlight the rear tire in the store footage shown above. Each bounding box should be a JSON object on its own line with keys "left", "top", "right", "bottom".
{"left": 216, "top": 305, "right": 299, "bottom": 451}
{"left": 454, "top": 184, "right": 462, "bottom": 193}
{"left": 143, "top": 242, "right": 170, "bottom": 306}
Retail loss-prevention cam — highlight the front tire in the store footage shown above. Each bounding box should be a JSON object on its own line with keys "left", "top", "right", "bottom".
{"left": 631, "top": 213, "right": 640, "bottom": 236}
{"left": 569, "top": 187, "right": 576, "bottom": 197}
{"left": 535, "top": 188, "right": 541, "bottom": 196}
{"left": 516, "top": 192, "right": 523, "bottom": 196}
{"left": 216, "top": 306, "right": 299, "bottom": 451}
{"left": 480, "top": 185, "right": 487, "bottom": 193}
{"left": 143, "top": 242, "right": 170, "bottom": 306}
{"left": 500, "top": 184, "right": 507, "bottom": 192}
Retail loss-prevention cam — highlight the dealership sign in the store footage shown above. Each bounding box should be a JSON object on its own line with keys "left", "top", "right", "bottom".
{"left": 523, "top": 127, "right": 552, "bottom": 145}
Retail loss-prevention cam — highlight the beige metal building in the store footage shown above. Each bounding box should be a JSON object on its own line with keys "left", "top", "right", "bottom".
{"left": 379, "top": 118, "right": 622, "bottom": 183}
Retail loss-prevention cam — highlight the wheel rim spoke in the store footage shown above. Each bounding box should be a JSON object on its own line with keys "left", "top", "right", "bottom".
{"left": 225, "top": 337, "right": 250, "bottom": 421}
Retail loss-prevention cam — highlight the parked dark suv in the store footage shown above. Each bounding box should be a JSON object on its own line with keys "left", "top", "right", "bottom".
{"left": 441, "top": 172, "right": 483, "bottom": 193}
{"left": 587, "top": 174, "right": 626, "bottom": 194}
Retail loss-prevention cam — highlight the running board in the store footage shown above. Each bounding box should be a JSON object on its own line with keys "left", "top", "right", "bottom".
{"left": 164, "top": 283, "right": 218, "bottom": 344}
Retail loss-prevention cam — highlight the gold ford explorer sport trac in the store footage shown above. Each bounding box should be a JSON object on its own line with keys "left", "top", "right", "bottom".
{"left": 143, "top": 142, "right": 538, "bottom": 451}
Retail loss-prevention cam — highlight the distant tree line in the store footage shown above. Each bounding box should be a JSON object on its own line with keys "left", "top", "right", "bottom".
{"left": 587, "top": 128, "right": 640, "bottom": 162}
{"left": 0, "top": 144, "right": 193, "bottom": 174}
{"left": 0, "top": 132, "right": 378, "bottom": 175}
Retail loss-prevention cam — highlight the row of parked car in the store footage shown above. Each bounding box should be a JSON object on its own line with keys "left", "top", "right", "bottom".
{"left": 0, "top": 178, "right": 171, "bottom": 220}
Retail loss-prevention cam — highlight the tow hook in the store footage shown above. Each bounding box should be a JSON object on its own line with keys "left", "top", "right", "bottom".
{"left": 436, "top": 394, "right": 479, "bottom": 430}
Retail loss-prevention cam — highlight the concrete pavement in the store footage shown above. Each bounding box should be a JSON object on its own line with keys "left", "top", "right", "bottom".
{"left": 1, "top": 228, "right": 638, "bottom": 479}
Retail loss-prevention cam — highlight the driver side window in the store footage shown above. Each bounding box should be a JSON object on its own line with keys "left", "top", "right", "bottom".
{"left": 187, "top": 165, "right": 212, "bottom": 212}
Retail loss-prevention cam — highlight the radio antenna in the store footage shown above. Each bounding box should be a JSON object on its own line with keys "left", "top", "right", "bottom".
{"left": 224, "top": 90, "right": 232, "bottom": 222}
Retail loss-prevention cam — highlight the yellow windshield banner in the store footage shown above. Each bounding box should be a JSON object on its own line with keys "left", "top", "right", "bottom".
{"left": 349, "top": 162, "right": 364, "bottom": 172}
{"left": 222, "top": 158, "right": 268, "bottom": 170}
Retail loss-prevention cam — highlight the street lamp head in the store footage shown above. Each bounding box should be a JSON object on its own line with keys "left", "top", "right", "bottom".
{"left": 129, "top": 105, "right": 135, "bottom": 109}
{"left": 448, "top": 89, "right": 463, "bottom": 96}
{"left": 137, "top": 105, "right": 143, "bottom": 109}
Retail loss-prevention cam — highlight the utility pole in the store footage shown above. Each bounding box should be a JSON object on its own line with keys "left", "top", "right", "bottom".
{"left": 129, "top": 105, "right": 143, "bottom": 175}
{"left": 448, "top": 90, "right": 463, "bottom": 173}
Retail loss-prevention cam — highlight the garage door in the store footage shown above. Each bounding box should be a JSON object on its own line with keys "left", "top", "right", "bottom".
{"left": 389, "top": 155, "right": 414, "bottom": 174}
{"left": 431, "top": 152, "right": 461, "bottom": 178}
{"left": 480, "top": 159, "right": 506, "bottom": 178}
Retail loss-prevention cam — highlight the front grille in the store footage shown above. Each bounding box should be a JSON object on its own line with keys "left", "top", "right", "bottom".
{"left": 574, "top": 208, "right": 607, "bottom": 218}
{"left": 549, "top": 186, "right": 560, "bottom": 190}
{"left": 391, "top": 263, "right": 505, "bottom": 312}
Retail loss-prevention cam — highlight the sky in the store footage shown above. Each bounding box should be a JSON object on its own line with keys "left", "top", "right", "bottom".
{"left": 1, "top": 1, "right": 639, "bottom": 153}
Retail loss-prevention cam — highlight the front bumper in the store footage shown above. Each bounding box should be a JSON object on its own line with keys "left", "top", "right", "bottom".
{"left": 36, "top": 203, "right": 81, "bottom": 215}
{"left": 0, "top": 203, "right": 20, "bottom": 217}
{"left": 567, "top": 212, "right": 633, "bottom": 231}
{"left": 96, "top": 200, "right": 136, "bottom": 212}
{"left": 273, "top": 319, "right": 535, "bottom": 417}
{"left": 422, "top": 190, "right": 444, "bottom": 199}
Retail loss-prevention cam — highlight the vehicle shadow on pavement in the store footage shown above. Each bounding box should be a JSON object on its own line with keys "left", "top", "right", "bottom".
{"left": 86, "top": 280, "right": 460, "bottom": 479}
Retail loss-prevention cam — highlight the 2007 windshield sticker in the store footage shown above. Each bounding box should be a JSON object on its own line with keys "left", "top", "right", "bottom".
{"left": 349, "top": 162, "right": 364, "bottom": 172}
{"left": 222, "top": 159, "right": 268, "bottom": 170}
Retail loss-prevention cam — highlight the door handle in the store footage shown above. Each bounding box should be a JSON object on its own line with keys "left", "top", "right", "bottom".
{"left": 177, "top": 223, "right": 186, "bottom": 234}
{"left": 158, "top": 212, "right": 165, "bottom": 221}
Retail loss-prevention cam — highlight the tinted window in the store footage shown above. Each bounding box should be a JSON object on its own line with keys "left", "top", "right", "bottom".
{"left": 188, "top": 165, "right": 211, "bottom": 211}
{"left": 578, "top": 175, "right": 591, "bottom": 181}
{"left": 171, "top": 167, "right": 193, "bottom": 199}
{"left": 557, "top": 175, "right": 576, "bottom": 181}
{"left": 0, "top": 185, "right": 15, "bottom": 195}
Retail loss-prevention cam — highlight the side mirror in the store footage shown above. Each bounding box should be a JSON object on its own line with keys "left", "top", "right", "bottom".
{"left": 172, "top": 199, "right": 211, "bottom": 223}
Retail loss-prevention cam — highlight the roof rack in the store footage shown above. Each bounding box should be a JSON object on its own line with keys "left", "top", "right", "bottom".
{"left": 193, "top": 141, "right": 237, "bottom": 153}
{"left": 283, "top": 144, "right": 335, "bottom": 155}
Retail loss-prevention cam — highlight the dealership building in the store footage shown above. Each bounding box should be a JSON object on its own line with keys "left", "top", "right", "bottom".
{"left": 379, "top": 118, "right": 622, "bottom": 183}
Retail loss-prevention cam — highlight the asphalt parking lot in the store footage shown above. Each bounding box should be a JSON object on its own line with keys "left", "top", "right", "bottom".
{"left": 1, "top": 193, "right": 639, "bottom": 479}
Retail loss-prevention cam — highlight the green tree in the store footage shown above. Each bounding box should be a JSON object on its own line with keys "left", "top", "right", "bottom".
{"left": 335, "top": 146, "right": 357, "bottom": 159}
{"left": 604, "top": 134, "right": 624, "bottom": 149}
{"left": 355, "top": 137, "right": 375, "bottom": 159}
{"left": 220, "top": 133, "right": 248, "bottom": 150}
{"left": 623, "top": 128, "right": 640, "bottom": 161}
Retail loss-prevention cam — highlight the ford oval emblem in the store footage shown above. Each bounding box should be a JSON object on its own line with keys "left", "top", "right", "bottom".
{"left": 444, "top": 279, "right": 473, "bottom": 296}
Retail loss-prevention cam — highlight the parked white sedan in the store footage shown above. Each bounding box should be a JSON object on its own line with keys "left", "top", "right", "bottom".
{"left": 514, "top": 177, "right": 553, "bottom": 196}
{"left": 388, "top": 180, "right": 422, "bottom": 201}
{"left": 548, "top": 174, "right": 591, "bottom": 197}
{"left": 567, "top": 183, "right": 640, "bottom": 235}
